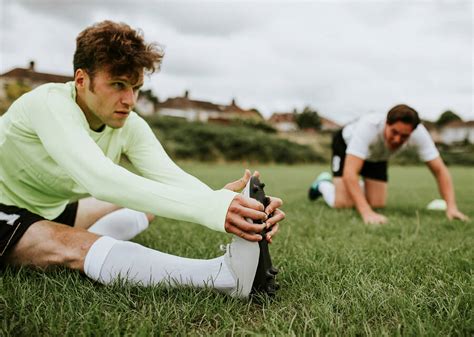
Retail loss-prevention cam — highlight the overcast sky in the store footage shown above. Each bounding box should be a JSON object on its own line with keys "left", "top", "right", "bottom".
{"left": 0, "top": 0, "right": 472, "bottom": 123}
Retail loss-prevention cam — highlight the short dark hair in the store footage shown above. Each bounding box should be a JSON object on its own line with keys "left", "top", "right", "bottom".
{"left": 386, "top": 104, "right": 420, "bottom": 129}
{"left": 73, "top": 20, "right": 164, "bottom": 83}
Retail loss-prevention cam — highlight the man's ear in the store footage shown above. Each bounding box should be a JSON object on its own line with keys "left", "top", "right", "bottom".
{"left": 74, "top": 69, "right": 87, "bottom": 90}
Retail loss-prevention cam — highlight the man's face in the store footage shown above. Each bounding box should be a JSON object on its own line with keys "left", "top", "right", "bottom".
{"left": 383, "top": 121, "right": 415, "bottom": 151}
{"left": 75, "top": 69, "right": 143, "bottom": 130}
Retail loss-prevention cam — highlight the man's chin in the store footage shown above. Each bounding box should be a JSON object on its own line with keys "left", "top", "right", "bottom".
{"left": 107, "top": 120, "right": 127, "bottom": 129}
{"left": 388, "top": 143, "right": 401, "bottom": 151}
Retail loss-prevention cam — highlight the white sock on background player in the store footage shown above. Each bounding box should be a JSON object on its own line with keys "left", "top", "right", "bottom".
{"left": 318, "top": 181, "right": 335, "bottom": 207}
{"left": 88, "top": 209, "right": 149, "bottom": 241}
{"left": 319, "top": 179, "right": 364, "bottom": 208}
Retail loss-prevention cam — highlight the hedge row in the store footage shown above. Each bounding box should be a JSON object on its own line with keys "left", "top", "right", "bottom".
{"left": 145, "top": 116, "right": 324, "bottom": 164}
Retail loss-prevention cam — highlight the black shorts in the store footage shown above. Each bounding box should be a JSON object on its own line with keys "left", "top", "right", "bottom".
{"left": 0, "top": 202, "right": 78, "bottom": 258}
{"left": 331, "top": 129, "right": 388, "bottom": 182}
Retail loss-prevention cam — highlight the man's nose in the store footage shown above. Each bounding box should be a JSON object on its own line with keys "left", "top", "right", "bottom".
{"left": 121, "top": 88, "right": 136, "bottom": 108}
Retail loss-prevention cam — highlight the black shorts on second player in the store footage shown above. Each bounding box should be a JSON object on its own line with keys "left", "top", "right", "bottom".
{"left": 331, "top": 129, "right": 388, "bottom": 182}
{"left": 0, "top": 202, "right": 78, "bottom": 258}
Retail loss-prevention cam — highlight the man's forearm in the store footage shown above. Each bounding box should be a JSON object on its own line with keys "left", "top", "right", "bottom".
{"left": 435, "top": 167, "right": 457, "bottom": 209}
{"left": 343, "top": 175, "right": 372, "bottom": 215}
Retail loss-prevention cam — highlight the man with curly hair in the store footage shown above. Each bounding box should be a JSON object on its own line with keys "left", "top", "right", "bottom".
{"left": 0, "top": 21, "right": 284, "bottom": 298}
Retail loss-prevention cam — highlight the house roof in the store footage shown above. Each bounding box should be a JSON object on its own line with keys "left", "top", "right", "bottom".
{"left": 269, "top": 112, "right": 295, "bottom": 123}
{"left": 269, "top": 112, "right": 341, "bottom": 129}
{"left": 442, "top": 120, "right": 474, "bottom": 128}
{"left": 157, "top": 92, "right": 262, "bottom": 119}
{"left": 0, "top": 67, "right": 73, "bottom": 83}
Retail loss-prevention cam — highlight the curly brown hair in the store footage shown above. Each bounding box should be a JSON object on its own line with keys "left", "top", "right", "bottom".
{"left": 73, "top": 20, "right": 164, "bottom": 84}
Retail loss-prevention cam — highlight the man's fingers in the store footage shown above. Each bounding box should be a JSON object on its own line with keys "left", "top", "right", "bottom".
{"left": 237, "top": 206, "right": 267, "bottom": 222}
{"left": 264, "top": 196, "right": 283, "bottom": 215}
{"left": 265, "top": 209, "right": 285, "bottom": 228}
{"left": 235, "top": 194, "right": 265, "bottom": 211}
{"left": 226, "top": 224, "right": 262, "bottom": 242}
{"left": 266, "top": 223, "right": 279, "bottom": 242}
{"left": 227, "top": 213, "right": 266, "bottom": 234}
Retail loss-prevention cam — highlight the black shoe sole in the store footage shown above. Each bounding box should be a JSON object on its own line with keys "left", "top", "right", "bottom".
{"left": 247, "top": 176, "right": 279, "bottom": 297}
{"left": 308, "top": 187, "right": 321, "bottom": 201}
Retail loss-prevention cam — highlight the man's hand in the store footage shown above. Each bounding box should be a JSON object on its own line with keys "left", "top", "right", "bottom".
{"left": 446, "top": 207, "right": 469, "bottom": 221}
{"left": 224, "top": 194, "right": 268, "bottom": 241}
{"left": 224, "top": 169, "right": 254, "bottom": 192}
{"left": 224, "top": 170, "right": 285, "bottom": 242}
{"left": 362, "top": 210, "right": 388, "bottom": 225}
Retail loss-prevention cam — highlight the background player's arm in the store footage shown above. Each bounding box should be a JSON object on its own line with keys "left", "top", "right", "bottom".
{"left": 426, "top": 157, "right": 469, "bottom": 221}
{"left": 343, "top": 154, "right": 387, "bottom": 224}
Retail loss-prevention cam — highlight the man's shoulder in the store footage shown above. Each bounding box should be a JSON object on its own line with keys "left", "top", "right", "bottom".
{"left": 29, "top": 82, "right": 74, "bottom": 97}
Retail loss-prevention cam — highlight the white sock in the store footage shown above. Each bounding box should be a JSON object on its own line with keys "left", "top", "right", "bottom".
{"left": 319, "top": 180, "right": 335, "bottom": 207}
{"left": 88, "top": 209, "right": 149, "bottom": 241}
{"left": 84, "top": 236, "right": 236, "bottom": 289}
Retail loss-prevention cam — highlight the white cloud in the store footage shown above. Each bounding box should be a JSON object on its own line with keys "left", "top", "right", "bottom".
{"left": 0, "top": 0, "right": 472, "bottom": 122}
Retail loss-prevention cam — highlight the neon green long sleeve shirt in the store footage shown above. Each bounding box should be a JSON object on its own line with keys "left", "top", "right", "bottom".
{"left": 0, "top": 82, "right": 236, "bottom": 232}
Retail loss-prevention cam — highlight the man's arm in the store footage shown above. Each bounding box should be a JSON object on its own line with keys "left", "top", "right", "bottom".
{"left": 27, "top": 89, "right": 238, "bottom": 232}
{"left": 343, "top": 154, "right": 388, "bottom": 224}
{"left": 425, "top": 157, "right": 469, "bottom": 221}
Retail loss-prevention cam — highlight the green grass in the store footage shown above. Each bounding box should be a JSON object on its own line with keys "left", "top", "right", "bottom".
{"left": 1, "top": 164, "right": 472, "bottom": 336}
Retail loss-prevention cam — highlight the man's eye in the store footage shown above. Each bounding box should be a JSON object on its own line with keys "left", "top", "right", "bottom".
{"left": 113, "top": 83, "right": 125, "bottom": 90}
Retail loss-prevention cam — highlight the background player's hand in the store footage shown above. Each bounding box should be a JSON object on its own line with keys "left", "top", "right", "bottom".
{"left": 446, "top": 207, "right": 469, "bottom": 221}
{"left": 362, "top": 210, "right": 388, "bottom": 225}
{"left": 224, "top": 194, "right": 267, "bottom": 241}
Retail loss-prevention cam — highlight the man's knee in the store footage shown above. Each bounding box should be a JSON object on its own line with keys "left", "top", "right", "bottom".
{"left": 334, "top": 199, "right": 354, "bottom": 208}
{"left": 6, "top": 221, "right": 99, "bottom": 270}
{"left": 146, "top": 213, "right": 155, "bottom": 223}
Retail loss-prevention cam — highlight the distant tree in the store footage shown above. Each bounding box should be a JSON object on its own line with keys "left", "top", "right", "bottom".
{"left": 436, "top": 110, "right": 462, "bottom": 126}
{"left": 5, "top": 81, "right": 32, "bottom": 101}
{"left": 0, "top": 81, "right": 33, "bottom": 115}
{"left": 294, "top": 106, "right": 321, "bottom": 130}
{"left": 139, "top": 89, "right": 159, "bottom": 104}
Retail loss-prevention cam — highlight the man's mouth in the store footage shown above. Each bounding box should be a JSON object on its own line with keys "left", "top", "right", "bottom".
{"left": 115, "top": 110, "right": 130, "bottom": 117}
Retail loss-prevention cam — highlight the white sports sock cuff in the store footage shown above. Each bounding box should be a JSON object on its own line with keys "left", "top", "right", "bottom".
{"left": 135, "top": 211, "right": 149, "bottom": 231}
{"left": 84, "top": 236, "right": 118, "bottom": 281}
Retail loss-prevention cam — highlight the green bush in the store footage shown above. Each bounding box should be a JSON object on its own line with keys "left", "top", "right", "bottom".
{"left": 144, "top": 115, "right": 324, "bottom": 163}
{"left": 391, "top": 144, "right": 474, "bottom": 166}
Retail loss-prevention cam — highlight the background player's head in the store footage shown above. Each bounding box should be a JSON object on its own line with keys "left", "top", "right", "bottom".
{"left": 384, "top": 104, "right": 421, "bottom": 150}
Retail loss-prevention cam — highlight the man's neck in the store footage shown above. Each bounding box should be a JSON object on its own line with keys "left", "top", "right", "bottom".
{"left": 75, "top": 93, "right": 104, "bottom": 131}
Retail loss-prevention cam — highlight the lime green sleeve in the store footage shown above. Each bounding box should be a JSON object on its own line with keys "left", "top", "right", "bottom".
{"left": 28, "top": 86, "right": 236, "bottom": 232}
{"left": 123, "top": 114, "right": 214, "bottom": 192}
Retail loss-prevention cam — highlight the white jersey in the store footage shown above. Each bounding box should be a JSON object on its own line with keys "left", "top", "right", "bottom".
{"left": 342, "top": 113, "right": 439, "bottom": 162}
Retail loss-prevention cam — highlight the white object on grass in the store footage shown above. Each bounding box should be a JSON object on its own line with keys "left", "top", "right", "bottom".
{"left": 426, "top": 199, "right": 447, "bottom": 211}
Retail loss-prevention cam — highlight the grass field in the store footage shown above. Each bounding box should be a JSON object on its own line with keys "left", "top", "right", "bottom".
{"left": 1, "top": 164, "right": 472, "bottom": 336}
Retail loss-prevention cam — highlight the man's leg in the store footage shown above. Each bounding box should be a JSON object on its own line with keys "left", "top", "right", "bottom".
{"left": 75, "top": 197, "right": 154, "bottom": 240}
{"left": 333, "top": 177, "right": 356, "bottom": 208}
{"left": 4, "top": 221, "right": 258, "bottom": 298}
{"left": 364, "top": 178, "right": 387, "bottom": 208}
